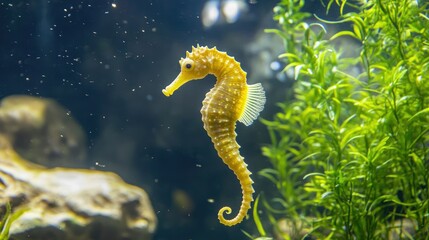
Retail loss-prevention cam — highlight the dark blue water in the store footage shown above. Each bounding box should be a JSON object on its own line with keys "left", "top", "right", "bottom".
{"left": 0, "top": 0, "right": 287, "bottom": 239}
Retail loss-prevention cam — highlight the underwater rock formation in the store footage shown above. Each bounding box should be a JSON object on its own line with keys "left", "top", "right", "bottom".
{"left": 274, "top": 218, "right": 313, "bottom": 240}
{"left": 0, "top": 95, "right": 157, "bottom": 240}
{"left": 0, "top": 135, "right": 157, "bottom": 240}
{"left": 0, "top": 95, "right": 87, "bottom": 168}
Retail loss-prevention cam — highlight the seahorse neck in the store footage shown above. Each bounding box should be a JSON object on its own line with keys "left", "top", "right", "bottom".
{"left": 206, "top": 49, "right": 246, "bottom": 84}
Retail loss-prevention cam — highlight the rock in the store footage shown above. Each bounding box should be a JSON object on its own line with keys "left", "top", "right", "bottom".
{"left": 0, "top": 135, "right": 157, "bottom": 240}
{"left": 388, "top": 219, "right": 417, "bottom": 240}
{"left": 274, "top": 218, "right": 313, "bottom": 240}
{"left": 0, "top": 95, "right": 87, "bottom": 168}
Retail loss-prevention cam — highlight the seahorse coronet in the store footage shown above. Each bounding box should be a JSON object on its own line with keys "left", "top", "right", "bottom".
{"left": 162, "top": 46, "right": 266, "bottom": 227}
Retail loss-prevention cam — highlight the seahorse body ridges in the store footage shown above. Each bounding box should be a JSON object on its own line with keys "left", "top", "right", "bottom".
{"left": 162, "top": 46, "right": 265, "bottom": 226}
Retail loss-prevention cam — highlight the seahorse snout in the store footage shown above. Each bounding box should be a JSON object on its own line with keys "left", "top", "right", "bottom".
{"left": 162, "top": 73, "right": 191, "bottom": 97}
{"left": 161, "top": 88, "right": 172, "bottom": 97}
{"left": 162, "top": 84, "right": 175, "bottom": 97}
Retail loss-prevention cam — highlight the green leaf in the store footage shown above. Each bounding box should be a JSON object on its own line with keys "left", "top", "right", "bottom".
{"left": 408, "top": 107, "right": 429, "bottom": 123}
{"left": 253, "top": 195, "right": 267, "bottom": 237}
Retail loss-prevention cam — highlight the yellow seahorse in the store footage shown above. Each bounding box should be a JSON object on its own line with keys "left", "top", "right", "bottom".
{"left": 162, "top": 46, "right": 266, "bottom": 226}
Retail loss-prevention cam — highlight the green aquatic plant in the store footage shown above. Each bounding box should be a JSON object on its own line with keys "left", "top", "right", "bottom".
{"left": 0, "top": 203, "right": 24, "bottom": 240}
{"left": 256, "top": 0, "right": 429, "bottom": 239}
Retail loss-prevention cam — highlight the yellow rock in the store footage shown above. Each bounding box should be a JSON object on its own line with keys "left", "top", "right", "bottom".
{"left": 0, "top": 95, "right": 87, "bottom": 168}
{"left": 0, "top": 95, "right": 157, "bottom": 240}
{"left": 0, "top": 134, "right": 157, "bottom": 240}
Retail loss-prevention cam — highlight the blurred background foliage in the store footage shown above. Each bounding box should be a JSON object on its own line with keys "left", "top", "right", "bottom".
{"left": 256, "top": 0, "right": 429, "bottom": 239}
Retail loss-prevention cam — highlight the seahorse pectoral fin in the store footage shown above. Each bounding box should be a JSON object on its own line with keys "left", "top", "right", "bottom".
{"left": 162, "top": 73, "right": 192, "bottom": 97}
{"left": 238, "top": 83, "right": 266, "bottom": 126}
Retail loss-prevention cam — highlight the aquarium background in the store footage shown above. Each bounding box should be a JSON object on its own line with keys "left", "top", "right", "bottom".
{"left": 0, "top": 0, "right": 329, "bottom": 239}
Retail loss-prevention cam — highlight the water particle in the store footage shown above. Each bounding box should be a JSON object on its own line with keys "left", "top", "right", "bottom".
{"left": 95, "top": 162, "right": 106, "bottom": 168}
{"left": 270, "top": 61, "right": 281, "bottom": 71}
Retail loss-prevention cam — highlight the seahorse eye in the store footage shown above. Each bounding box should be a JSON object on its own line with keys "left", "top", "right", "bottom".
{"left": 182, "top": 59, "right": 195, "bottom": 71}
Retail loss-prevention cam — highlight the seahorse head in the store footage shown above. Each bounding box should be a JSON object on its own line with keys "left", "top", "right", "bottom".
{"left": 162, "top": 46, "right": 211, "bottom": 97}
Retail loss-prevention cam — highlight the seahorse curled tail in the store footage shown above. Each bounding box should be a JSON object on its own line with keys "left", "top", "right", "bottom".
{"left": 203, "top": 120, "right": 254, "bottom": 226}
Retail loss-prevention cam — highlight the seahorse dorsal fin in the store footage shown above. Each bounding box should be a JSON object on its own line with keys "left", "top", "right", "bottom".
{"left": 238, "top": 83, "right": 266, "bottom": 126}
